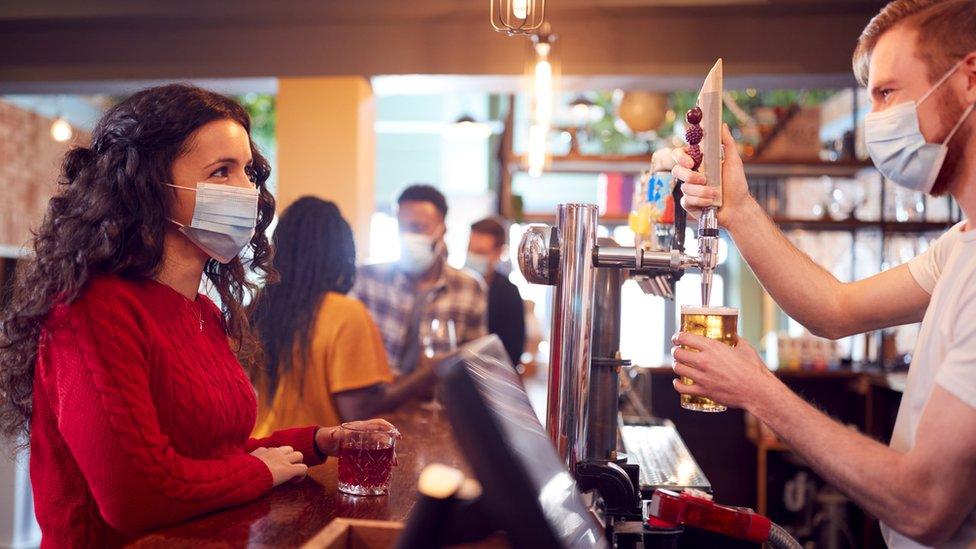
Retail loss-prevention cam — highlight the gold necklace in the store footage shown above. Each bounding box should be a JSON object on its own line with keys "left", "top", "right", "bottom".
{"left": 152, "top": 277, "right": 204, "bottom": 331}
{"left": 178, "top": 292, "right": 204, "bottom": 332}
{"left": 191, "top": 300, "right": 203, "bottom": 332}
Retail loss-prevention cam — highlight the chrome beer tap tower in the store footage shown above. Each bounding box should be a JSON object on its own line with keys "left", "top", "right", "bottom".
{"left": 518, "top": 197, "right": 710, "bottom": 514}
{"left": 517, "top": 58, "right": 724, "bottom": 521}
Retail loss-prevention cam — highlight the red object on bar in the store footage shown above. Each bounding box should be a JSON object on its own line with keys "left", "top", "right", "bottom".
{"left": 647, "top": 489, "right": 772, "bottom": 543}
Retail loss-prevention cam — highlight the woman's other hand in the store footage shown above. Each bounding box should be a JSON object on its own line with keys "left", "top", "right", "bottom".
{"left": 250, "top": 445, "right": 308, "bottom": 486}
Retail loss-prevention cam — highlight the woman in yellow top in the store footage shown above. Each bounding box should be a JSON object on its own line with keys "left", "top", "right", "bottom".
{"left": 249, "top": 197, "right": 436, "bottom": 436}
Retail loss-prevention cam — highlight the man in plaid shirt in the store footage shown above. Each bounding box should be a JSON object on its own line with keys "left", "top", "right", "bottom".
{"left": 353, "top": 185, "right": 487, "bottom": 375}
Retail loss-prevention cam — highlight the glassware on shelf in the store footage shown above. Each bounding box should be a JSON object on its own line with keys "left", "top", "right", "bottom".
{"left": 814, "top": 176, "right": 868, "bottom": 221}
{"left": 883, "top": 179, "right": 925, "bottom": 222}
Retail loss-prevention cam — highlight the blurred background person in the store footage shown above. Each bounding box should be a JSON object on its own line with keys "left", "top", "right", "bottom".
{"left": 249, "top": 197, "right": 440, "bottom": 431}
{"left": 466, "top": 217, "right": 525, "bottom": 368}
{"left": 353, "top": 185, "right": 486, "bottom": 374}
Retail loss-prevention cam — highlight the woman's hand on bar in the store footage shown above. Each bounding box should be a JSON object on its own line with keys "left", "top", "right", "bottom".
{"left": 250, "top": 445, "right": 308, "bottom": 487}
{"left": 314, "top": 419, "right": 401, "bottom": 457}
{"left": 670, "top": 331, "right": 777, "bottom": 410}
{"left": 671, "top": 123, "right": 754, "bottom": 229}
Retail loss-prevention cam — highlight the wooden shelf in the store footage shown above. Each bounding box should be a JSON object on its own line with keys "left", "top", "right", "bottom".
{"left": 506, "top": 153, "right": 874, "bottom": 178}
{"left": 742, "top": 159, "right": 874, "bottom": 177}
{"left": 513, "top": 216, "right": 954, "bottom": 233}
{"left": 773, "top": 218, "right": 954, "bottom": 233}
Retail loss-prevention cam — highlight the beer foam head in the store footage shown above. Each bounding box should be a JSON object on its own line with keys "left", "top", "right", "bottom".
{"left": 680, "top": 306, "right": 738, "bottom": 316}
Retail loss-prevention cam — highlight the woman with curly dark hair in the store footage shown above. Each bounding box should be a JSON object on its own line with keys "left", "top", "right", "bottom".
{"left": 0, "top": 84, "right": 392, "bottom": 547}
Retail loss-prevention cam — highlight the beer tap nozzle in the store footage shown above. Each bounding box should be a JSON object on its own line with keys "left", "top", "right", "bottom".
{"left": 698, "top": 207, "right": 719, "bottom": 306}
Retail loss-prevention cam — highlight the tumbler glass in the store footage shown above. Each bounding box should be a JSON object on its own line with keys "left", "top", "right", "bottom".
{"left": 337, "top": 423, "right": 398, "bottom": 496}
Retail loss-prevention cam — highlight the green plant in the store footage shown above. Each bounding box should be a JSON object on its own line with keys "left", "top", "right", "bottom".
{"left": 587, "top": 91, "right": 634, "bottom": 155}
{"left": 237, "top": 93, "right": 276, "bottom": 148}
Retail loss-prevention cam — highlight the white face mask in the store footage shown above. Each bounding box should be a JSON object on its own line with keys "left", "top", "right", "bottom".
{"left": 865, "top": 60, "right": 975, "bottom": 194}
{"left": 168, "top": 183, "right": 259, "bottom": 264}
{"left": 399, "top": 232, "right": 440, "bottom": 275}
{"left": 465, "top": 253, "right": 493, "bottom": 277}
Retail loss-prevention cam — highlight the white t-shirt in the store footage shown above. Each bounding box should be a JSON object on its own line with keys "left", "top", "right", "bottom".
{"left": 881, "top": 220, "right": 976, "bottom": 548}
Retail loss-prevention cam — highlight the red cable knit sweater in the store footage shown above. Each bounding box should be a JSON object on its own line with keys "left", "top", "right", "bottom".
{"left": 29, "top": 276, "right": 323, "bottom": 548}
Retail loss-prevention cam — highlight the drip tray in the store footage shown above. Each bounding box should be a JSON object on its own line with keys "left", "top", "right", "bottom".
{"left": 620, "top": 418, "right": 711, "bottom": 498}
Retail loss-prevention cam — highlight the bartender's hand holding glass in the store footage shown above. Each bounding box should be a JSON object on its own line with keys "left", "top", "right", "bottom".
{"left": 671, "top": 124, "right": 753, "bottom": 227}
{"left": 670, "top": 331, "right": 775, "bottom": 410}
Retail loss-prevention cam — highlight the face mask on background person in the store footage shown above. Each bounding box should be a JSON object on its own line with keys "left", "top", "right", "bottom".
{"left": 465, "top": 253, "right": 493, "bottom": 277}
{"left": 168, "top": 182, "right": 259, "bottom": 264}
{"left": 399, "top": 232, "right": 441, "bottom": 275}
{"left": 865, "top": 60, "right": 975, "bottom": 194}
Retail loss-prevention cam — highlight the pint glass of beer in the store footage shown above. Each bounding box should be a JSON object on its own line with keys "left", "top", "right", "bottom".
{"left": 678, "top": 306, "right": 739, "bottom": 412}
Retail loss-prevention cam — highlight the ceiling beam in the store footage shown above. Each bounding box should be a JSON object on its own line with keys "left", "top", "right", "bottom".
{"left": 0, "top": 2, "right": 880, "bottom": 84}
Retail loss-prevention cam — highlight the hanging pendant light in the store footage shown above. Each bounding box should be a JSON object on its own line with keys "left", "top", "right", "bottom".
{"left": 527, "top": 30, "right": 556, "bottom": 177}
{"left": 490, "top": 0, "right": 546, "bottom": 35}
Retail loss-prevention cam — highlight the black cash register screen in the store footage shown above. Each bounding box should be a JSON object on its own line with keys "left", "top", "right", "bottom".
{"left": 441, "top": 336, "right": 608, "bottom": 549}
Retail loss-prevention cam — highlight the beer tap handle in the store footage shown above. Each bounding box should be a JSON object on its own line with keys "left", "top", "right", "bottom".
{"left": 671, "top": 182, "right": 687, "bottom": 254}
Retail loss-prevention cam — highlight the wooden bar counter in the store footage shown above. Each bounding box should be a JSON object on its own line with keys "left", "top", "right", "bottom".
{"left": 130, "top": 404, "right": 467, "bottom": 548}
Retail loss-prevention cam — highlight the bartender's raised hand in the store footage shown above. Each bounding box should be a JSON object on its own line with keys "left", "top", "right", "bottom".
{"left": 670, "top": 332, "right": 775, "bottom": 410}
{"left": 314, "top": 419, "right": 401, "bottom": 457}
{"left": 250, "top": 445, "right": 308, "bottom": 486}
{"left": 671, "top": 124, "right": 754, "bottom": 228}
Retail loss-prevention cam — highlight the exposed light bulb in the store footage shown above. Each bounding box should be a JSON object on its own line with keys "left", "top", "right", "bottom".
{"left": 490, "top": 0, "right": 545, "bottom": 35}
{"left": 512, "top": 0, "right": 529, "bottom": 19}
{"left": 51, "top": 117, "right": 73, "bottom": 142}
{"left": 528, "top": 33, "right": 554, "bottom": 178}
{"left": 534, "top": 59, "right": 552, "bottom": 128}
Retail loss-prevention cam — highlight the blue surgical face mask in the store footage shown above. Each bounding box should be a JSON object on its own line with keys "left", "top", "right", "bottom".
{"left": 865, "top": 60, "right": 975, "bottom": 194}
{"left": 168, "top": 183, "right": 259, "bottom": 264}
{"left": 399, "top": 232, "right": 441, "bottom": 275}
{"left": 465, "top": 253, "right": 493, "bottom": 277}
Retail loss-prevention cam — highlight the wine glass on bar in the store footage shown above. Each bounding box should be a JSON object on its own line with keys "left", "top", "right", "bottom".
{"left": 419, "top": 317, "right": 457, "bottom": 411}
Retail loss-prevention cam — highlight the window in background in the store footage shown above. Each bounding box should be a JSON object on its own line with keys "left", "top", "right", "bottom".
{"left": 370, "top": 92, "right": 501, "bottom": 266}
{"left": 620, "top": 280, "right": 667, "bottom": 367}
